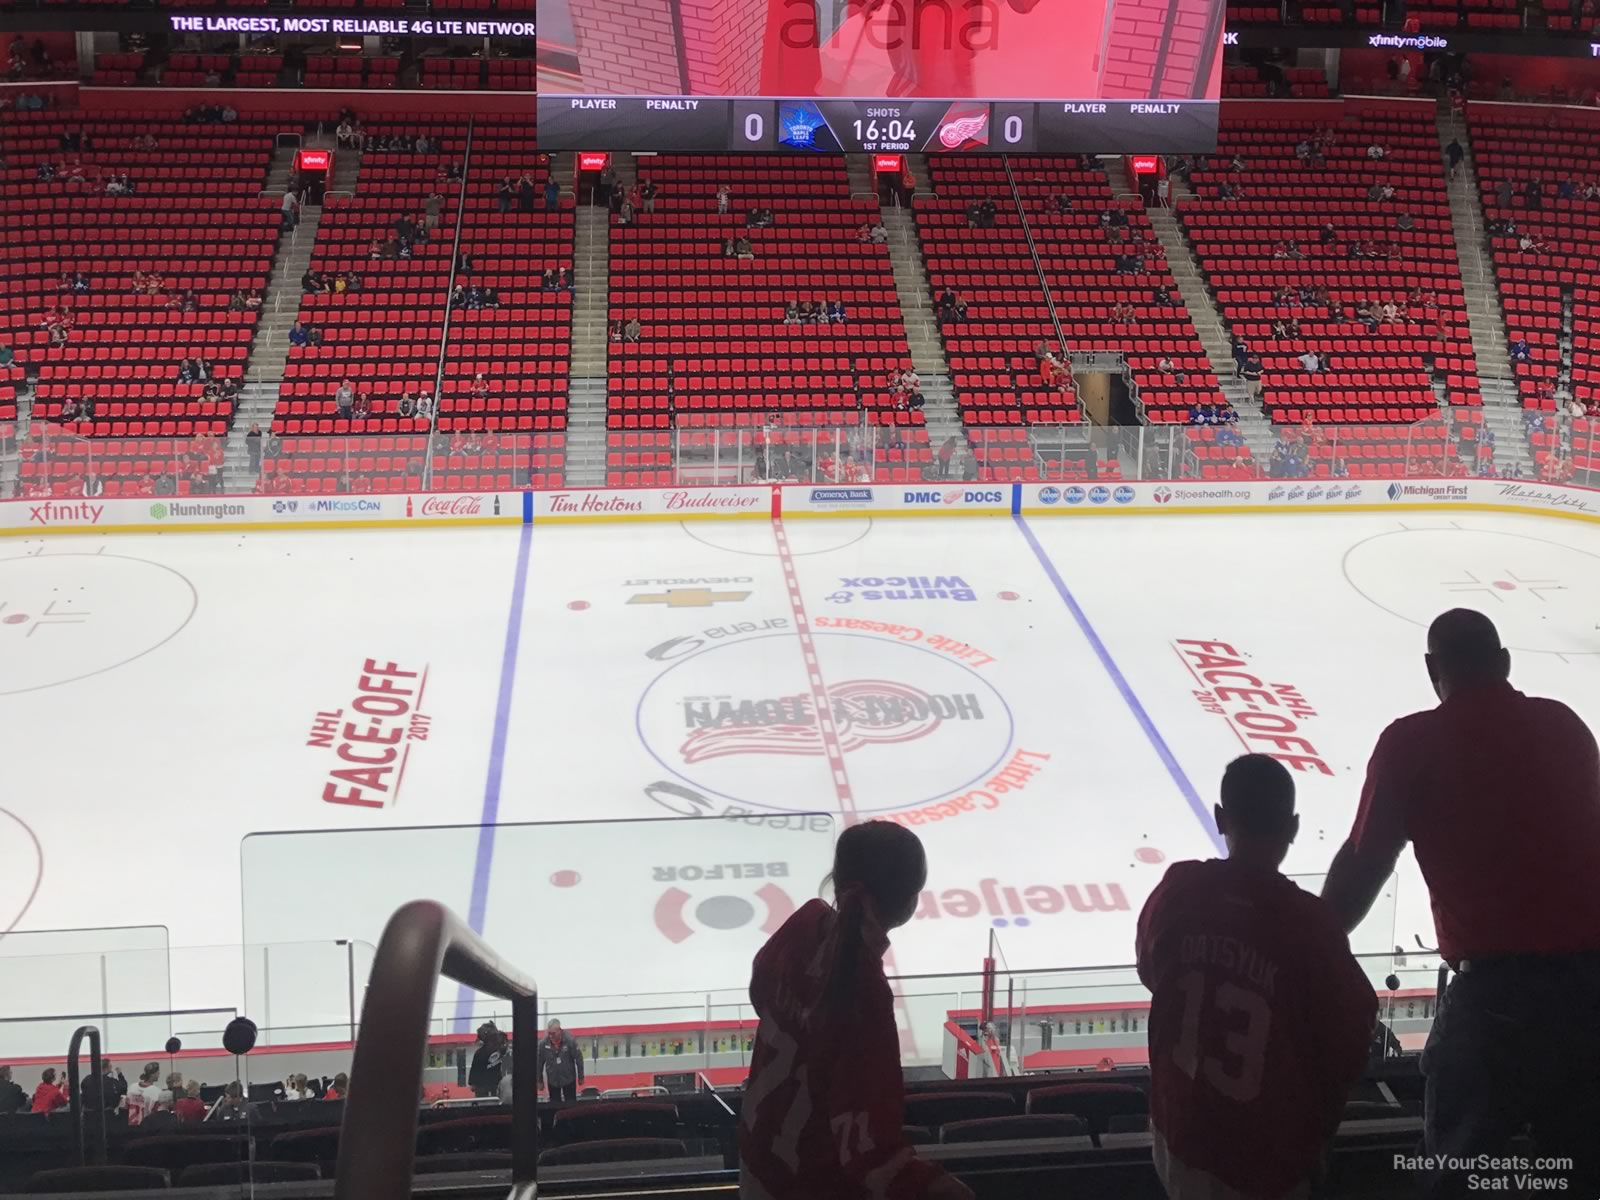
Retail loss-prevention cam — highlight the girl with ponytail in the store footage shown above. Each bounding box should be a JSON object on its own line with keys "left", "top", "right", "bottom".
{"left": 739, "top": 821, "right": 973, "bottom": 1200}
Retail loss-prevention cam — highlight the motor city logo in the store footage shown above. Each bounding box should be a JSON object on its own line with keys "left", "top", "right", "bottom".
{"left": 826, "top": 575, "right": 977, "bottom": 603}
{"left": 903, "top": 489, "right": 1005, "bottom": 506}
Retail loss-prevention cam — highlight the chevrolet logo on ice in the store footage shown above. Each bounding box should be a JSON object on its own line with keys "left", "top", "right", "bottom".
{"left": 629, "top": 588, "right": 751, "bottom": 609}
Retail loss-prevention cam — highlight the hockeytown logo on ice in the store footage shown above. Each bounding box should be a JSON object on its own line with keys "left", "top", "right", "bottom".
{"left": 826, "top": 574, "right": 977, "bottom": 603}
{"left": 679, "top": 680, "right": 986, "bottom": 763}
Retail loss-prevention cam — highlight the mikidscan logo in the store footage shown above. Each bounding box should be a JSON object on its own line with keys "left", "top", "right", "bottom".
{"left": 1038, "top": 486, "right": 1061, "bottom": 505}
{"left": 310, "top": 499, "right": 383, "bottom": 513}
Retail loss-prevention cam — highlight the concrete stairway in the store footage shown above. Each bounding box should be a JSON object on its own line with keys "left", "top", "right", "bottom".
{"left": 1436, "top": 102, "right": 1513, "bottom": 391}
{"left": 563, "top": 155, "right": 618, "bottom": 488}
{"left": 879, "top": 207, "right": 964, "bottom": 459}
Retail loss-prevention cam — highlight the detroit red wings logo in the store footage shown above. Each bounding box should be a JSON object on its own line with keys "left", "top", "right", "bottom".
{"left": 939, "top": 113, "right": 989, "bottom": 149}
{"left": 681, "top": 679, "right": 962, "bottom": 763}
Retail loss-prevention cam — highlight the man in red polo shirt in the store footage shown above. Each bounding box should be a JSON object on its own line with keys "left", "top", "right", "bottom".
{"left": 1324, "top": 609, "right": 1600, "bottom": 1198}
{"left": 1139, "top": 755, "right": 1375, "bottom": 1200}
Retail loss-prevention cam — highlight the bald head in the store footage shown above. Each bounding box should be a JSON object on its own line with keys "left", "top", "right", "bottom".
{"left": 1426, "top": 609, "right": 1510, "bottom": 699}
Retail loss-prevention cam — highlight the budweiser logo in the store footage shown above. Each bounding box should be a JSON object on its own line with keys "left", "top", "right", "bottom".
{"left": 940, "top": 115, "right": 987, "bottom": 148}
{"left": 420, "top": 495, "right": 483, "bottom": 516}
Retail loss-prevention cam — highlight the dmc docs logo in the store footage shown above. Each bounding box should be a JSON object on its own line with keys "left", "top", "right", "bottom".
{"left": 653, "top": 861, "right": 793, "bottom": 944}
{"left": 1387, "top": 482, "right": 1468, "bottom": 502}
{"left": 811, "top": 487, "right": 874, "bottom": 504}
{"left": 637, "top": 628, "right": 1014, "bottom": 817}
{"left": 149, "top": 501, "right": 245, "bottom": 521}
{"left": 826, "top": 575, "right": 977, "bottom": 603}
{"left": 306, "top": 659, "right": 432, "bottom": 810}
{"left": 903, "top": 488, "right": 1004, "bottom": 506}
{"left": 28, "top": 501, "right": 104, "bottom": 527}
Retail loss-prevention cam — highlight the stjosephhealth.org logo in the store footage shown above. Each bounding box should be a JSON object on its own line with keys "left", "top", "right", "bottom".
{"left": 149, "top": 501, "right": 247, "bottom": 521}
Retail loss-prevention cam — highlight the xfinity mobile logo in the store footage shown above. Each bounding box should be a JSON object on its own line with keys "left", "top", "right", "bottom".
{"left": 1369, "top": 32, "right": 1446, "bottom": 47}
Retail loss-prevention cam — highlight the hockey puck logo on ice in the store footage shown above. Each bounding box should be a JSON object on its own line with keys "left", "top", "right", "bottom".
{"left": 636, "top": 631, "right": 1014, "bottom": 816}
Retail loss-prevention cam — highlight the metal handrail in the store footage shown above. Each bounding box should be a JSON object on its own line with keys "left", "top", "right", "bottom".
{"left": 333, "top": 901, "right": 538, "bottom": 1200}
{"left": 65, "top": 1025, "right": 108, "bottom": 1168}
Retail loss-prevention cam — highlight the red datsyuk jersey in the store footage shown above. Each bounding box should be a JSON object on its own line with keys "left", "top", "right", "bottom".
{"left": 1136, "top": 860, "right": 1376, "bottom": 1197}
{"left": 739, "top": 899, "right": 946, "bottom": 1200}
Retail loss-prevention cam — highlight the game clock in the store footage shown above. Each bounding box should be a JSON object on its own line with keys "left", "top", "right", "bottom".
{"left": 537, "top": 96, "right": 1218, "bottom": 155}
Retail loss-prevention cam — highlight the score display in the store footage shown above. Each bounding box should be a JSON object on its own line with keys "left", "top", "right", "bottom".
{"left": 536, "top": 0, "right": 1224, "bottom": 153}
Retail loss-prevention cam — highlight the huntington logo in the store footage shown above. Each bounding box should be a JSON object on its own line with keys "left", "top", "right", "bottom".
{"left": 630, "top": 588, "right": 751, "bottom": 609}
{"left": 149, "top": 504, "right": 168, "bottom": 520}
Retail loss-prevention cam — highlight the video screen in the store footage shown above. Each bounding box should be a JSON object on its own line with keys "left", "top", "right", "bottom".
{"left": 537, "top": 0, "right": 1224, "bottom": 153}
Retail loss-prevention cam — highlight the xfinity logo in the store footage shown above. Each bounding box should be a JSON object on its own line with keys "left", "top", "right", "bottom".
{"left": 29, "top": 502, "right": 104, "bottom": 526}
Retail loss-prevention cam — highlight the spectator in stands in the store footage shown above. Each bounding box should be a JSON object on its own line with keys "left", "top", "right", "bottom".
{"left": 79, "top": 1059, "right": 124, "bottom": 1112}
{"left": 82, "top": 473, "right": 103, "bottom": 498}
{"left": 31, "top": 1069, "right": 67, "bottom": 1114}
{"left": 1584, "top": 182, "right": 1600, "bottom": 201}
{"left": 1525, "top": 179, "right": 1543, "bottom": 209}
{"left": 333, "top": 380, "right": 354, "bottom": 420}
{"left": 624, "top": 317, "right": 642, "bottom": 343}
{"left": 495, "top": 177, "right": 516, "bottom": 215}
{"left": 1518, "top": 232, "right": 1548, "bottom": 254}
{"left": 1112, "top": 301, "right": 1136, "bottom": 325}
{"left": 937, "top": 436, "right": 958, "bottom": 479}
{"left": 1495, "top": 178, "right": 1514, "bottom": 208}
{"left": 325, "top": 1073, "right": 348, "bottom": 1101}
{"left": 126, "top": 1063, "right": 164, "bottom": 1125}
{"left": 716, "top": 183, "right": 731, "bottom": 214}
{"left": 518, "top": 173, "right": 537, "bottom": 213}
{"left": 735, "top": 235, "right": 755, "bottom": 260}
{"left": 1324, "top": 609, "right": 1600, "bottom": 1200}
{"left": 1510, "top": 336, "right": 1532, "bottom": 362}
{"left": 351, "top": 393, "right": 371, "bottom": 422}
{"left": 827, "top": 299, "right": 846, "bottom": 321}
{"left": 208, "top": 1082, "right": 252, "bottom": 1123}
{"left": 741, "top": 821, "right": 973, "bottom": 1200}
{"left": 1243, "top": 354, "right": 1264, "bottom": 400}
{"left": 1229, "top": 152, "right": 1247, "bottom": 172}
{"left": 416, "top": 390, "right": 435, "bottom": 420}
{"left": 1139, "top": 755, "right": 1374, "bottom": 1200}
{"left": 169, "top": 1080, "right": 203, "bottom": 1123}
{"left": 1397, "top": 211, "right": 1415, "bottom": 232}
{"left": 1366, "top": 141, "right": 1387, "bottom": 159}
{"left": 1152, "top": 283, "right": 1172, "bottom": 306}
{"left": 0, "top": 1067, "right": 25, "bottom": 1115}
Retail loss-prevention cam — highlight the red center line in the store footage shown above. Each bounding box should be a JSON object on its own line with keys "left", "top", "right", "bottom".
{"left": 772, "top": 520, "right": 920, "bottom": 1057}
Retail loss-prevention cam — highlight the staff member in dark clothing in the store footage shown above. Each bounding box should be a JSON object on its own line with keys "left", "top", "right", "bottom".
{"left": 0, "top": 1067, "right": 26, "bottom": 1115}
{"left": 467, "top": 1023, "right": 509, "bottom": 1099}
{"left": 1324, "top": 609, "right": 1600, "bottom": 1199}
{"left": 77, "top": 1060, "right": 125, "bottom": 1111}
{"left": 537, "top": 1020, "right": 584, "bottom": 1103}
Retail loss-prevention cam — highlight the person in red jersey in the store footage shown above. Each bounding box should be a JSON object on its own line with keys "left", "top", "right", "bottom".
{"left": 31, "top": 1068, "right": 67, "bottom": 1115}
{"left": 739, "top": 821, "right": 972, "bottom": 1200}
{"left": 1138, "top": 755, "right": 1375, "bottom": 1200}
{"left": 1324, "top": 609, "right": 1600, "bottom": 1199}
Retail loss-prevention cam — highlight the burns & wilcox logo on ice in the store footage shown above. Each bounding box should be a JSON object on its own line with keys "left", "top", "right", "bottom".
{"left": 149, "top": 501, "right": 246, "bottom": 521}
{"left": 307, "top": 658, "right": 432, "bottom": 810}
{"left": 28, "top": 501, "right": 104, "bottom": 527}
{"left": 1387, "top": 482, "right": 1468, "bottom": 502}
{"left": 826, "top": 574, "right": 978, "bottom": 603}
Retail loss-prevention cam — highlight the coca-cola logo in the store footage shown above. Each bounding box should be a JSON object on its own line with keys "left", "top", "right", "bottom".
{"left": 940, "top": 115, "right": 988, "bottom": 149}
{"left": 420, "top": 495, "right": 483, "bottom": 516}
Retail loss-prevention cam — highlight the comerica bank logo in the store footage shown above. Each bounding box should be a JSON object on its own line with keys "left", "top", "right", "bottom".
{"left": 811, "top": 487, "right": 873, "bottom": 503}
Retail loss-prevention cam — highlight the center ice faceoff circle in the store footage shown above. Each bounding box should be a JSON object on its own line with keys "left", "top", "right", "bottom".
{"left": 636, "top": 632, "right": 1015, "bottom": 815}
{"left": 0, "top": 553, "right": 199, "bottom": 694}
{"left": 1343, "top": 527, "right": 1600, "bottom": 655}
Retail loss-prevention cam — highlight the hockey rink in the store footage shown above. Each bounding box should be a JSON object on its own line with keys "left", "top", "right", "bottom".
{"left": 5, "top": 508, "right": 1600, "bottom": 1041}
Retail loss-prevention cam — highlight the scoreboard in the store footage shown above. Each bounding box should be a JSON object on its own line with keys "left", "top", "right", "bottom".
{"left": 536, "top": 0, "right": 1225, "bottom": 154}
{"left": 539, "top": 96, "right": 1218, "bottom": 154}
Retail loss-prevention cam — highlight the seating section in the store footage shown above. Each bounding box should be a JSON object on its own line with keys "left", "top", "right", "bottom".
{"left": 1182, "top": 111, "right": 1481, "bottom": 430}
{"left": 1222, "top": 65, "right": 1332, "bottom": 99}
{"left": 1468, "top": 105, "right": 1596, "bottom": 412}
{"left": 2, "top": 108, "right": 280, "bottom": 495}
{"left": 606, "top": 155, "right": 925, "bottom": 486}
